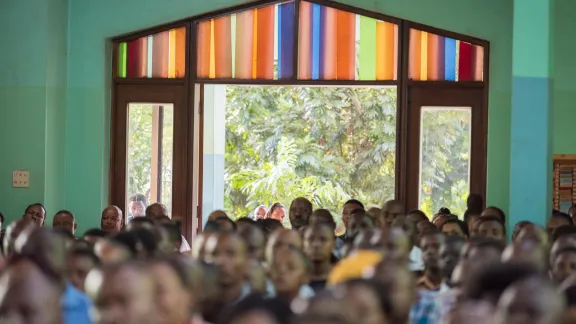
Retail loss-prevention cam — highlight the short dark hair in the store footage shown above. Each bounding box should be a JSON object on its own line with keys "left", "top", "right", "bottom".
{"left": 0, "top": 212, "right": 4, "bottom": 224}
{"left": 339, "top": 279, "right": 393, "bottom": 317}
{"left": 461, "top": 261, "right": 540, "bottom": 304}
{"left": 467, "top": 236, "right": 506, "bottom": 254}
{"left": 25, "top": 203, "right": 46, "bottom": 215}
{"left": 290, "top": 197, "right": 313, "bottom": 211}
{"left": 484, "top": 206, "right": 506, "bottom": 222}
{"left": 463, "top": 209, "right": 481, "bottom": 224}
{"left": 256, "top": 219, "right": 284, "bottom": 236}
{"left": 440, "top": 219, "right": 469, "bottom": 237}
{"left": 55, "top": 210, "right": 74, "bottom": 219}
{"left": 551, "top": 211, "right": 573, "bottom": 225}
{"left": 215, "top": 216, "right": 237, "bottom": 231}
{"left": 203, "top": 220, "right": 222, "bottom": 233}
{"left": 128, "top": 193, "right": 148, "bottom": 206}
{"left": 552, "top": 225, "right": 576, "bottom": 242}
{"left": 476, "top": 215, "right": 506, "bottom": 234}
{"left": 161, "top": 222, "right": 182, "bottom": 247}
{"left": 69, "top": 246, "right": 100, "bottom": 265}
{"left": 311, "top": 209, "right": 337, "bottom": 231}
{"left": 553, "top": 247, "right": 576, "bottom": 263}
{"left": 236, "top": 217, "right": 257, "bottom": 226}
{"left": 407, "top": 209, "right": 428, "bottom": 223}
{"left": 218, "top": 294, "right": 293, "bottom": 324}
{"left": 129, "top": 216, "right": 156, "bottom": 227}
{"left": 466, "top": 194, "right": 484, "bottom": 213}
{"left": 344, "top": 199, "right": 365, "bottom": 210}
{"left": 83, "top": 228, "right": 107, "bottom": 238}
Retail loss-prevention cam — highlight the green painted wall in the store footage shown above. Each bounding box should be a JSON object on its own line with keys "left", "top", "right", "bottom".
{"left": 0, "top": 0, "right": 68, "bottom": 225}
{"left": 0, "top": 0, "right": 513, "bottom": 233}
{"left": 553, "top": 1, "right": 576, "bottom": 155}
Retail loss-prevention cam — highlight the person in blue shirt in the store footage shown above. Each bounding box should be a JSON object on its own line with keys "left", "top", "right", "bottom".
{"left": 20, "top": 228, "right": 94, "bottom": 324}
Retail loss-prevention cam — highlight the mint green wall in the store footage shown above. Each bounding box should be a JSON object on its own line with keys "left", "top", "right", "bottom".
{"left": 0, "top": 0, "right": 514, "bottom": 233}
{"left": 0, "top": 0, "right": 68, "bottom": 225}
{"left": 553, "top": 1, "right": 576, "bottom": 154}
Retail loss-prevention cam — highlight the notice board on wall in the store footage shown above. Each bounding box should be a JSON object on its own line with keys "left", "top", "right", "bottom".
{"left": 553, "top": 154, "right": 576, "bottom": 213}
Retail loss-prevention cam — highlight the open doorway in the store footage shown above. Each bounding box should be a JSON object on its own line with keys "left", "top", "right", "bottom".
{"left": 201, "top": 84, "right": 398, "bottom": 231}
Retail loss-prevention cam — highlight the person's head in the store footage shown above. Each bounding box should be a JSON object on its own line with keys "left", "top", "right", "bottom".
{"left": 552, "top": 224, "right": 576, "bottom": 243}
{"left": 406, "top": 209, "right": 428, "bottom": 224}
{"left": 346, "top": 209, "right": 375, "bottom": 240}
{"left": 548, "top": 212, "right": 573, "bottom": 237}
{"left": 267, "top": 203, "right": 286, "bottom": 222}
{"left": 19, "top": 228, "right": 68, "bottom": 285}
{"left": 342, "top": 199, "right": 365, "bottom": 228}
{"left": 147, "top": 257, "right": 192, "bottom": 324}
{"left": 87, "top": 261, "right": 159, "bottom": 324}
{"left": 253, "top": 205, "right": 268, "bottom": 220}
{"left": 101, "top": 205, "right": 123, "bottom": 233}
{"left": 0, "top": 257, "right": 62, "bottom": 324}
{"left": 3, "top": 218, "right": 36, "bottom": 258}
{"left": 415, "top": 220, "right": 435, "bottom": 247}
{"left": 511, "top": 221, "right": 532, "bottom": 242}
{"left": 237, "top": 221, "right": 265, "bottom": 261}
{"left": 440, "top": 219, "right": 469, "bottom": 238}
{"left": 269, "top": 244, "right": 310, "bottom": 300}
{"left": 23, "top": 203, "right": 46, "bottom": 227}
{"left": 205, "top": 233, "right": 249, "bottom": 289}
{"left": 476, "top": 215, "right": 506, "bottom": 242}
{"left": 460, "top": 237, "right": 506, "bottom": 267}
{"left": 381, "top": 200, "right": 405, "bottom": 228}
{"left": 303, "top": 223, "right": 336, "bottom": 263}
{"left": 157, "top": 222, "right": 182, "bottom": 254}
{"left": 552, "top": 247, "right": 576, "bottom": 284}
{"left": 460, "top": 261, "right": 540, "bottom": 306}
{"left": 83, "top": 228, "right": 107, "bottom": 245}
{"left": 127, "top": 215, "right": 157, "bottom": 233}
{"left": 501, "top": 239, "right": 547, "bottom": 274}
{"left": 309, "top": 209, "right": 337, "bottom": 231}
{"left": 289, "top": 197, "right": 313, "bottom": 230}
{"left": 516, "top": 223, "right": 549, "bottom": 249}
{"left": 368, "top": 261, "right": 416, "bottom": 322}
{"left": 128, "top": 194, "right": 147, "bottom": 217}
{"left": 481, "top": 206, "right": 506, "bottom": 223}
{"left": 265, "top": 229, "right": 302, "bottom": 265}
{"left": 208, "top": 210, "right": 228, "bottom": 221}
{"left": 494, "top": 277, "right": 565, "bottom": 324}
{"left": 145, "top": 203, "right": 168, "bottom": 218}
{"left": 218, "top": 294, "right": 293, "bottom": 324}
{"left": 52, "top": 210, "right": 77, "bottom": 235}
{"left": 420, "top": 230, "right": 445, "bottom": 272}
{"left": 440, "top": 235, "right": 465, "bottom": 282}
{"left": 463, "top": 209, "right": 481, "bottom": 235}
{"left": 551, "top": 234, "right": 576, "bottom": 267}
{"left": 256, "top": 219, "right": 284, "bottom": 239}
{"left": 366, "top": 207, "right": 383, "bottom": 228}
{"left": 333, "top": 279, "right": 393, "bottom": 324}
{"left": 94, "top": 236, "right": 132, "bottom": 264}
{"left": 214, "top": 216, "right": 237, "bottom": 233}
{"left": 466, "top": 194, "right": 484, "bottom": 213}
{"left": 68, "top": 246, "right": 99, "bottom": 292}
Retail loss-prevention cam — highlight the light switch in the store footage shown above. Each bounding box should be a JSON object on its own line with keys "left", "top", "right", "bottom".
{"left": 12, "top": 170, "right": 29, "bottom": 188}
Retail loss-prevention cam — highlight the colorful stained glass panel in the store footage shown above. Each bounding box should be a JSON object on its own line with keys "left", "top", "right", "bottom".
{"left": 117, "top": 27, "right": 186, "bottom": 78}
{"left": 298, "top": 2, "right": 398, "bottom": 81}
{"left": 196, "top": 1, "right": 296, "bottom": 80}
{"left": 409, "top": 28, "right": 484, "bottom": 81}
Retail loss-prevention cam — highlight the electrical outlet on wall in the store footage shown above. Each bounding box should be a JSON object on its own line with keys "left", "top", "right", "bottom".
{"left": 13, "top": 170, "right": 29, "bottom": 188}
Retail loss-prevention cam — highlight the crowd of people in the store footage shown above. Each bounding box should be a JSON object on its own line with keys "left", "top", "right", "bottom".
{"left": 0, "top": 195, "right": 575, "bottom": 323}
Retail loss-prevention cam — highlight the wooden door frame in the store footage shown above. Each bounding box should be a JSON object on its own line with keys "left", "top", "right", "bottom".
{"left": 110, "top": 83, "right": 190, "bottom": 231}
{"left": 404, "top": 86, "right": 487, "bottom": 211}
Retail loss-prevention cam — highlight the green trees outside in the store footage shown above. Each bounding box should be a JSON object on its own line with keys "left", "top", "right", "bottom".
{"left": 125, "top": 87, "right": 471, "bottom": 224}
{"left": 224, "top": 86, "right": 471, "bottom": 222}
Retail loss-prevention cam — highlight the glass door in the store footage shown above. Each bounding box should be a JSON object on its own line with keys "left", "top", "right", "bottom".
{"left": 111, "top": 84, "right": 189, "bottom": 227}
{"left": 406, "top": 87, "right": 486, "bottom": 216}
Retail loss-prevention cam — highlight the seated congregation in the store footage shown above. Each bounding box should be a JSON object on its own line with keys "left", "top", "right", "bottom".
{"left": 0, "top": 195, "right": 575, "bottom": 324}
